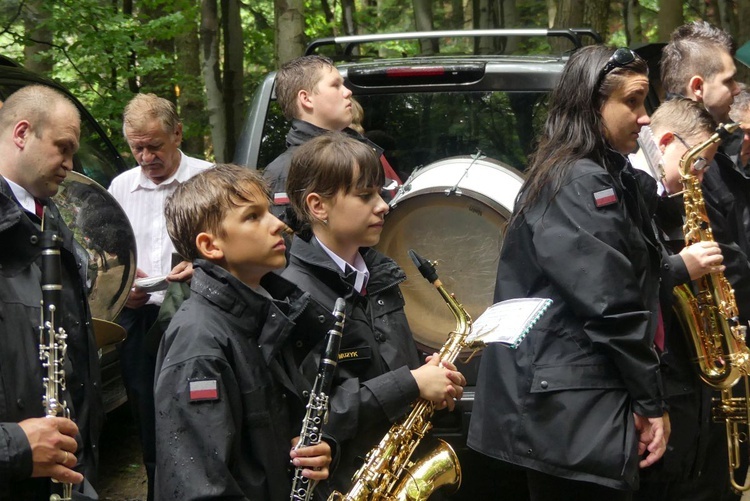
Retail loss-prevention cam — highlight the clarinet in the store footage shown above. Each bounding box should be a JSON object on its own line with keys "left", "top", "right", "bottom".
{"left": 38, "top": 208, "right": 74, "bottom": 501}
{"left": 290, "top": 298, "right": 347, "bottom": 501}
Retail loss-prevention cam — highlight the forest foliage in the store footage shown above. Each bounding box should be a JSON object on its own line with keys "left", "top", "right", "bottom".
{"left": 0, "top": 0, "right": 748, "bottom": 161}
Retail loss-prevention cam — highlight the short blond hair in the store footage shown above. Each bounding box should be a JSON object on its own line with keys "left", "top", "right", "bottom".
{"left": 122, "top": 93, "right": 180, "bottom": 136}
{"left": 650, "top": 98, "right": 717, "bottom": 143}
{"left": 0, "top": 84, "right": 78, "bottom": 138}
{"left": 165, "top": 164, "right": 270, "bottom": 261}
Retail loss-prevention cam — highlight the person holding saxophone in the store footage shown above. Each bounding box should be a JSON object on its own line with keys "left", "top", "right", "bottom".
{"left": 629, "top": 98, "right": 750, "bottom": 501}
{"left": 282, "top": 132, "right": 466, "bottom": 497}
{"left": 468, "top": 45, "right": 668, "bottom": 500}
{"left": 0, "top": 85, "right": 103, "bottom": 500}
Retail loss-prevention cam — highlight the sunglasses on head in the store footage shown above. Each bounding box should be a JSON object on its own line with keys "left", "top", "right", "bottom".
{"left": 595, "top": 48, "right": 639, "bottom": 91}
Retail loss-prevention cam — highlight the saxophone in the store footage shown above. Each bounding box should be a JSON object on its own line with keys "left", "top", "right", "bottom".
{"left": 38, "top": 208, "right": 74, "bottom": 501}
{"left": 291, "top": 298, "right": 347, "bottom": 501}
{"left": 670, "top": 122, "right": 750, "bottom": 491}
{"left": 328, "top": 250, "right": 486, "bottom": 501}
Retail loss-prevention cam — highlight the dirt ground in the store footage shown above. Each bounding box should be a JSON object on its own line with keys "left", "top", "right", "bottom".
{"left": 96, "top": 403, "right": 148, "bottom": 501}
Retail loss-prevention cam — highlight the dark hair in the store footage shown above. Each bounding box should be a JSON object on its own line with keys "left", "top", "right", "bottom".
{"left": 275, "top": 55, "right": 336, "bottom": 120}
{"left": 286, "top": 132, "right": 384, "bottom": 230}
{"left": 661, "top": 21, "right": 736, "bottom": 96}
{"left": 165, "top": 164, "right": 270, "bottom": 261}
{"left": 516, "top": 45, "right": 648, "bottom": 216}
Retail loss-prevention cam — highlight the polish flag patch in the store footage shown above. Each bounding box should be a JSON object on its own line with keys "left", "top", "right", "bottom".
{"left": 593, "top": 187, "right": 617, "bottom": 208}
{"left": 273, "top": 192, "right": 290, "bottom": 205}
{"left": 188, "top": 379, "right": 219, "bottom": 402}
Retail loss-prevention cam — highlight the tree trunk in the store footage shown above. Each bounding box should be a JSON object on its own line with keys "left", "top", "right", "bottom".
{"left": 175, "top": 1, "right": 206, "bottom": 158}
{"left": 551, "top": 0, "right": 584, "bottom": 53}
{"left": 657, "top": 0, "right": 683, "bottom": 42}
{"left": 201, "top": 0, "right": 226, "bottom": 162}
{"left": 123, "top": 0, "right": 139, "bottom": 93}
{"left": 501, "top": 0, "right": 520, "bottom": 53}
{"left": 221, "top": 0, "right": 243, "bottom": 162}
{"left": 138, "top": 1, "right": 176, "bottom": 98}
{"left": 622, "top": 0, "right": 642, "bottom": 45}
{"left": 275, "top": 0, "right": 305, "bottom": 67}
{"left": 475, "top": 0, "right": 494, "bottom": 54}
{"left": 546, "top": 0, "right": 557, "bottom": 28}
{"left": 450, "top": 0, "right": 464, "bottom": 29}
{"left": 585, "top": 0, "right": 610, "bottom": 43}
{"left": 413, "top": 0, "right": 437, "bottom": 55}
{"left": 716, "top": 0, "right": 735, "bottom": 38}
{"left": 342, "top": 0, "right": 356, "bottom": 36}
{"left": 22, "top": 0, "right": 53, "bottom": 74}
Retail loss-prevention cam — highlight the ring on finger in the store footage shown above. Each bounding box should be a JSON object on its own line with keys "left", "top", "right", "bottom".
{"left": 62, "top": 450, "right": 68, "bottom": 464}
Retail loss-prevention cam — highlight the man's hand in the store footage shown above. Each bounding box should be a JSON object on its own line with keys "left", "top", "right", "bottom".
{"left": 634, "top": 413, "right": 669, "bottom": 468}
{"left": 126, "top": 268, "right": 151, "bottom": 309}
{"left": 290, "top": 438, "right": 332, "bottom": 481}
{"left": 18, "top": 417, "right": 83, "bottom": 484}
{"left": 167, "top": 261, "right": 193, "bottom": 283}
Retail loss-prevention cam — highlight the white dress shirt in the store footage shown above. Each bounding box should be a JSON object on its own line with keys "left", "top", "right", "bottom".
{"left": 4, "top": 177, "right": 38, "bottom": 215}
{"left": 108, "top": 150, "right": 212, "bottom": 305}
{"left": 315, "top": 236, "right": 369, "bottom": 293}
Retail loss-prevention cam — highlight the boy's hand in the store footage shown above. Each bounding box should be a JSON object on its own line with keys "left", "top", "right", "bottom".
{"left": 411, "top": 354, "right": 466, "bottom": 411}
{"left": 290, "top": 439, "right": 331, "bottom": 481}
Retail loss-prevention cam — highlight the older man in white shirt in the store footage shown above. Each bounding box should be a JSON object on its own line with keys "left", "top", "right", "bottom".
{"left": 108, "top": 93, "right": 211, "bottom": 501}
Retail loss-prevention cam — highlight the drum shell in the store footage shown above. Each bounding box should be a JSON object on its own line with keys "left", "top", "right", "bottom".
{"left": 376, "top": 155, "right": 523, "bottom": 352}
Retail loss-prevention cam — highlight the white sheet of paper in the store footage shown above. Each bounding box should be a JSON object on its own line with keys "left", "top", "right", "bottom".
{"left": 467, "top": 297, "right": 552, "bottom": 348}
{"left": 134, "top": 275, "right": 169, "bottom": 293}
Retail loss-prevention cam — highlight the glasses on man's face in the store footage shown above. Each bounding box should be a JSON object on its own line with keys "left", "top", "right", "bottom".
{"left": 595, "top": 48, "right": 638, "bottom": 91}
{"left": 673, "top": 133, "right": 710, "bottom": 172}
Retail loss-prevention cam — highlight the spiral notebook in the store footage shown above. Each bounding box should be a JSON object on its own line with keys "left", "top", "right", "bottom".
{"left": 466, "top": 297, "right": 552, "bottom": 348}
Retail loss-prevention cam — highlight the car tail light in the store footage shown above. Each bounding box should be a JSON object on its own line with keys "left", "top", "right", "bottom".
{"left": 348, "top": 64, "right": 485, "bottom": 86}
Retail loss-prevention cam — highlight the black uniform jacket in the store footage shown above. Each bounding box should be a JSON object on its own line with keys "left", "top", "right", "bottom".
{"left": 262, "top": 120, "right": 388, "bottom": 217}
{"left": 0, "top": 176, "right": 103, "bottom": 500}
{"left": 468, "top": 155, "right": 664, "bottom": 491}
{"left": 153, "top": 260, "right": 312, "bottom": 501}
{"left": 281, "top": 235, "right": 421, "bottom": 493}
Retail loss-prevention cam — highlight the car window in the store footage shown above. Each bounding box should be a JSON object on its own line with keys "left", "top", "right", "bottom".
{"left": 256, "top": 90, "right": 550, "bottom": 178}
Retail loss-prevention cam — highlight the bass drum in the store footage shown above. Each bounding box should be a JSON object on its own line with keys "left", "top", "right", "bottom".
{"left": 54, "top": 171, "right": 137, "bottom": 347}
{"left": 376, "top": 155, "right": 524, "bottom": 352}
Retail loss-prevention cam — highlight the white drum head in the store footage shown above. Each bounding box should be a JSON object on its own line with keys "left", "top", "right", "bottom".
{"left": 376, "top": 156, "right": 524, "bottom": 351}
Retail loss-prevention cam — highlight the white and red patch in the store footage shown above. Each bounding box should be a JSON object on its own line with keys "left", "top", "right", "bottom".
{"left": 593, "top": 188, "right": 617, "bottom": 208}
{"left": 188, "top": 379, "right": 219, "bottom": 402}
{"left": 273, "top": 192, "right": 290, "bottom": 205}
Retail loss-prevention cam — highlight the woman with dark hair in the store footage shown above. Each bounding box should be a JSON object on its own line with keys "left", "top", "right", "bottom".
{"left": 467, "top": 45, "right": 668, "bottom": 500}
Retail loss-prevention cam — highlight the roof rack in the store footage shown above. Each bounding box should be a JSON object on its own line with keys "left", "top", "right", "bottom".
{"left": 305, "top": 28, "right": 603, "bottom": 57}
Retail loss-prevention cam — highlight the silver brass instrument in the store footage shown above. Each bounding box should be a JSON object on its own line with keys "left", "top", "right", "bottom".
{"left": 671, "top": 122, "right": 750, "bottom": 491}
{"left": 328, "top": 250, "right": 486, "bottom": 501}
{"left": 38, "top": 208, "right": 73, "bottom": 501}
{"left": 291, "top": 298, "right": 347, "bottom": 501}
{"left": 53, "top": 171, "right": 137, "bottom": 349}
